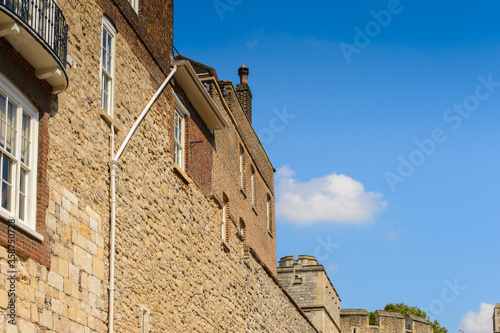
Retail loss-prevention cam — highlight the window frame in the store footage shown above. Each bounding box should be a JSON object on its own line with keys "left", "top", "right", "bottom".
{"left": 239, "top": 145, "right": 246, "bottom": 192}
{"left": 0, "top": 73, "right": 40, "bottom": 239}
{"left": 266, "top": 194, "right": 272, "bottom": 235}
{"left": 100, "top": 17, "right": 116, "bottom": 117}
{"left": 127, "top": 0, "right": 139, "bottom": 13}
{"left": 251, "top": 165, "right": 257, "bottom": 211}
{"left": 173, "top": 92, "right": 189, "bottom": 170}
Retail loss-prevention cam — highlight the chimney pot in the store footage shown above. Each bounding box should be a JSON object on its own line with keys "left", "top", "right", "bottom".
{"left": 238, "top": 65, "right": 249, "bottom": 84}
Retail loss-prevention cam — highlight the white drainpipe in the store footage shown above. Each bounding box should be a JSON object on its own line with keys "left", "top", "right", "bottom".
{"left": 108, "top": 64, "right": 178, "bottom": 333}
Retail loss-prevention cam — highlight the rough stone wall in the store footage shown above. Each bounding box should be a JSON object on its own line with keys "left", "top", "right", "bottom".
{"left": 407, "top": 315, "right": 433, "bottom": 333}
{"left": 340, "top": 309, "right": 370, "bottom": 333}
{"left": 375, "top": 311, "right": 405, "bottom": 333}
{"left": 0, "top": 0, "right": 320, "bottom": 331}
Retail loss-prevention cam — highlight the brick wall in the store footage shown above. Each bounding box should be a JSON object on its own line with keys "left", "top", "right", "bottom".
{"left": 172, "top": 83, "right": 214, "bottom": 196}
{"left": 0, "top": 40, "right": 52, "bottom": 269}
{"left": 207, "top": 77, "right": 278, "bottom": 276}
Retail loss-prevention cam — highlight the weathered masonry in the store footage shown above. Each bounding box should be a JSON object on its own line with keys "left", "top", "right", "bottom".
{"left": 0, "top": 0, "right": 321, "bottom": 330}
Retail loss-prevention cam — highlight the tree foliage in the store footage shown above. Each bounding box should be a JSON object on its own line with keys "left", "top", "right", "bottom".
{"left": 383, "top": 303, "right": 448, "bottom": 333}
{"left": 369, "top": 312, "right": 376, "bottom": 325}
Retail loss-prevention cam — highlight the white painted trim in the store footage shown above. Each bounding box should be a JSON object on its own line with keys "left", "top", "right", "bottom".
{"left": 173, "top": 91, "right": 190, "bottom": 117}
{"left": 0, "top": 72, "right": 39, "bottom": 232}
{"left": 100, "top": 16, "right": 117, "bottom": 117}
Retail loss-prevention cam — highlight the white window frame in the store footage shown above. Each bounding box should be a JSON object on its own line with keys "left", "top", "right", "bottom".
{"left": 128, "top": 0, "right": 139, "bottom": 13}
{"left": 100, "top": 17, "right": 116, "bottom": 117}
{"left": 0, "top": 73, "right": 41, "bottom": 240}
{"left": 251, "top": 166, "right": 256, "bottom": 208}
{"left": 239, "top": 145, "right": 245, "bottom": 191}
{"left": 173, "top": 93, "right": 189, "bottom": 170}
{"left": 222, "top": 199, "right": 227, "bottom": 241}
{"left": 266, "top": 194, "right": 272, "bottom": 233}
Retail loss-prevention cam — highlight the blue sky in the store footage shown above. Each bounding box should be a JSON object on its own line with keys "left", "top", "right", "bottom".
{"left": 174, "top": 1, "right": 500, "bottom": 332}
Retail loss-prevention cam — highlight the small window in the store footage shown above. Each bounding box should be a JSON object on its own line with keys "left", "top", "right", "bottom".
{"left": 100, "top": 17, "right": 116, "bottom": 116}
{"left": 174, "top": 108, "right": 185, "bottom": 169}
{"left": 0, "top": 74, "right": 39, "bottom": 231}
{"left": 266, "top": 194, "right": 272, "bottom": 234}
{"left": 353, "top": 328, "right": 358, "bottom": 333}
{"left": 251, "top": 166, "right": 256, "bottom": 209}
{"left": 239, "top": 145, "right": 246, "bottom": 192}
{"left": 221, "top": 194, "right": 229, "bottom": 243}
{"left": 237, "top": 218, "right": 245, "bottom": 241}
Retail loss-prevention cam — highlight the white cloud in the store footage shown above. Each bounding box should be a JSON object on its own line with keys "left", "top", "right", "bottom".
{"left": 459, "top": 303, "right": 495, "bottom": 333}
{"left": 275, "top": 165, "right": 387, "bottom": 226}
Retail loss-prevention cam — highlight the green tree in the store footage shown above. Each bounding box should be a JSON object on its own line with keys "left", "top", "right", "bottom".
{"left": 369, "top": 312, "right": 376, "bottom": 325}
{"left": 383, "top": 303, "right": 448, "bottom": 333}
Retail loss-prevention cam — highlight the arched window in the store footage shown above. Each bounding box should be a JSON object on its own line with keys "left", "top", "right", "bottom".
{"left": 0, "top": 73, "right": 39, "bottom": 231}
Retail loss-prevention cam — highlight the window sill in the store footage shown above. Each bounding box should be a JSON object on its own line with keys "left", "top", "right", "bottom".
{"left": 99, "top": 108, "right": 122, "bottom": 132}
{"left": 0, "top": 212, "right": 44, "bottom": 242}
{"left": 171, "top": 163, "right": 192, "bottom": 184}
{"left": 267, "top": 230, "right": 273, "bottom": 238}
{"left": 221, "top": 240, "right": 230, "bottom": 253}
{"left": 252, "top": 206, "right": 258, "bottom": 216}
{"left": 240, "top": 188, "right": 247, "bottom": 198}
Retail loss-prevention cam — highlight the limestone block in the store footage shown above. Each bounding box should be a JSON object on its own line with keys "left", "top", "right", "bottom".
{"left": 18, "top": 318, "right": 36, "bottom": 333}
{"left": 59, "top": 258, "right": 69, "bottom": 278}
{"left": 74, "top": 247, "right": 92, "bottom": 274}
{"left": 40, "top": 309, "right": 53, "bottom": 329}
{"left": 92, "top": 257, "right": 105, "bottom": 281}
{"left": 88, "top": 275, "right": 101, "bottom": 297}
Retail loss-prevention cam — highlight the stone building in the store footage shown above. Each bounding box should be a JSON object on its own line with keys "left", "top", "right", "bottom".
{"left": 278, "top": 255, "right": 342, "bottom": 333}
{"left": 494, "top": 304, "right": 500, "bottom": 333}
{"left": 0, "top": 0, "right": 321, "bottom": 331}
{"left": 339, "top": 309, "right": 433, "bottom": 333}
{"left": 277, "top": 255, "right": 434, "bottom": 333}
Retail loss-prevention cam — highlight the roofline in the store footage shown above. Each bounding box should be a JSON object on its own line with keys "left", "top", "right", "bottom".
{"left": 172, "top": 60, "right": 228, "bottom": 130}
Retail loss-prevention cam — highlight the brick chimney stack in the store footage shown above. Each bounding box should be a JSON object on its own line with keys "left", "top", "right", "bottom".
{"left": 236, "top": 65, "right": 252, "bottom": 123}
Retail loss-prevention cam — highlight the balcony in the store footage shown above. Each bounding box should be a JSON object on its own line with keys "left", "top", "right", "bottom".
{"left": 0, "top": 0, "right": 68, "bottom": 94}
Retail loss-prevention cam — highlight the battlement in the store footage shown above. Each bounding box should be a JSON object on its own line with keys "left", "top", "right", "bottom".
{"left": 279, "top": 255, "right": 319, "bottom": 268}
{"left": 340, "top": 309, "right": 433, "bottom": 333}
{"left": 278, "top": 255, "right": 341, "bottom": 333}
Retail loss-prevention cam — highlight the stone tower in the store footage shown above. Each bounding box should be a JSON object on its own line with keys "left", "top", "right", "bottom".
{"left": 494, "top": 304, "right": 500, "bottom": 333}
{"left": 278, "top": 255, "right": 342, "bottom": 333}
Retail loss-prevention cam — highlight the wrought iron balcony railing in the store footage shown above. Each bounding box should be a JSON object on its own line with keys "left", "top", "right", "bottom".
{"left": 0, "top": 0, "right": 68, "bottom": 67}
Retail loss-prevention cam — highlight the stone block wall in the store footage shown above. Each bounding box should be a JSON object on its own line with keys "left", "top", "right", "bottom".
{"left": 278, "top": 255, "right": 341, "bottom": 333}
{"left": 0, "top": 181, "right": 107, "bottom": 332}
{"left": 406, "top": 314, "right": 433, "bottom": 333}
{"left": 340, "top": 309, "right": 433, "bottom": 333}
